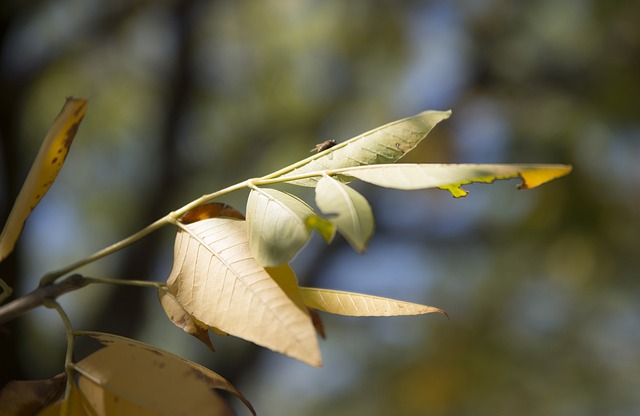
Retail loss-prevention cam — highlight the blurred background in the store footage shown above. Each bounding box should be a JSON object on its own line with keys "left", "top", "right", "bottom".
{"left": 1, "top": 0, "right": 639, "bottom": 415}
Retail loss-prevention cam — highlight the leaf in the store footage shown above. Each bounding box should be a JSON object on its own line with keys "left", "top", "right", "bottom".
{"left": 265, "top": 265, "right": 327, "bottom": 338}
{"left": 279, "top": 110, "right": 451, "bottom": 186}
{"left": 333, "top": 163, "right": 572, "bottom": 197}
{"left": 166, "top": 218, "right": 322, "bottom": 367}
{"left": 180, "top": 202, "right": 245, "bottom": 224}
{"left": 0, "top": 97, "right": 88, "bottom": 261}
{"left": 73, "top": 332, "right": 255, "bottom": 416}
{"left": 0, "top": 373, "right": 65, "bottom": 416}
{"left": 265, "top": 264, "right": 326, "bottom": 338}
{"left": 246, "top": 188, "right": 315, "bottom": 267}
{"left": 315, "top": 176, "right": 374, "bottom": 252}
{"left": 38, "top": 381, "right": 91, "bottom": 416}
{"left": 157, "top": 288, "right": 216, "bottom": 352}
{"left": 264, "top": 264, "right": 308, "bottom": 312}
{"left": 300, "top": 287, "right": 448, "bottom": 317}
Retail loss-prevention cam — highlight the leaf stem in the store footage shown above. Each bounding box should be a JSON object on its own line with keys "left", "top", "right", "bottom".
{"left": 39, "top": 180, "right": 251, "bottom": 286}
{"left": 43, "top": 299, "right": 75, "bottom": 401}
{"left": 38, "top": 168, "right": 344, "bottom": 287}
{"left": 0, "top": 274, "right": 87, "bottom": 325}
{"left": 0, "top": 274, "right": 164, "bottom": 325}
{"left": 39, "top": 215, "right": 172, "bottom": 286}
{"left": 83, "top": 276, "right": 166, "bottom": 289}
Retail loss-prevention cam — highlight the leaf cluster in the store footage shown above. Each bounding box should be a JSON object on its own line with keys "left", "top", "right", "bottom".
{"left": 0, "top": 99, "right": 571, "bottom": 414}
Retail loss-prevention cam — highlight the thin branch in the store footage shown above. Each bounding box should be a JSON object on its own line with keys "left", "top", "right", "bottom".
{"left": 0, "top": 274, "right": 87, "bottom": 325}
{"left": 83, "top": 276, "right": 165, "bottom": 289}
{"left": 0, "top": 274, "right": 167, "bottom": 326}
{"left": 36, "top": 165, "right": 353, "bottom": 288}
{"left": 39, "top": 216, "right": 173, "bottom": 286}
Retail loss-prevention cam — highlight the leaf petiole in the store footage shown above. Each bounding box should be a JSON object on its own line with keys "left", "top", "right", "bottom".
{"left": 43, "top": 299, "right": 75, "bottom": 401}
{"left": 82, "top": 276, "right": 166, "bottom": 289}
{"left": 38, "top": 171, "right": 335, "bottom": 286}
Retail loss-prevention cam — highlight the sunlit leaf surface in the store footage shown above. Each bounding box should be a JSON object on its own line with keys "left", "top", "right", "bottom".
{"left": 280, "top": 110, "right": 451, "bottom": 186}
{"left": 334, "top": 163, "right": 572, "bottom": 197}
{"left": 166, "top": 218, "right": 322, "bottom": 367}
{"left": 300, "top": 288, "right": 448, "bottom": 317}
{"left": 246, "top": 188, "right": 315, "bottom": 266}
{"left": 315, "top": 176, "right": 374, "bottom": 252}
{"left": 264, "top": 263, "right": 309, "bottom": 312}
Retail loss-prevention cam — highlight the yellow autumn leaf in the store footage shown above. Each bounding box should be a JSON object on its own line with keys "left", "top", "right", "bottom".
{"left": 264, "top": 264, "right": 309, "bottom": 312}
{"left": 72, "top": 332, "right": 255, "bottom": 416}
{"left": 0, "top": 97, "right": 88, "bottom": 261}
{"left": 265, "top": 265, "right": 328, "bottom": 338}
{"left": 38, "top": 381, "right": 92, "bottom": 416}
{"left": 79, "top": 376, "right": 191, "bottom": 416}
{"left": 300, "top": 287, "right": 448, "bottom": 317}
{"left": 166, "top": 218, "right": 322, "bottom": 367}
{"left": 516, "top": 165, "right": 573, "bottom": 189}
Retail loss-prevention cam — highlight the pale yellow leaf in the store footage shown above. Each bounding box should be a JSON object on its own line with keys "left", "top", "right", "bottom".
{"left": 77, "top": 376, "right": 170, "bottom": 416}
{"left": 279, "top": 110, "right": 451, "bottom": 186}
{"left": 167, "top": 218, "right": 322, "bottom": 367}
{"left": 38, "top": 381, "right": 92, "bottom": 416}
{"left": 73, "top": 332, "right": 254, "bottom": 416}
{"left": 0, "top": 97, "right": 88, "bottom": 261}
{"left": 264, "top": 265, "right": 328, "bottom": 338}
{"left": 315, "top": 176, "right": 374, "bottom": 252}
{"left": 246, "top": 188, "right": 314, "bottom": 266}
{"left": 264, "top": 264, "right": 308, "bottom": 313}
{"left": 333, "top": 163, "right": 572, "bottom": 197}
{"left": 300, "top": 287, "right": 448, "bottom": 317}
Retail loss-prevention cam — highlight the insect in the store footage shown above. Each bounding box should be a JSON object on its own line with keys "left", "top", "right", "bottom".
{"left": 310, "top": 139, "right": 337, "bottom": 153}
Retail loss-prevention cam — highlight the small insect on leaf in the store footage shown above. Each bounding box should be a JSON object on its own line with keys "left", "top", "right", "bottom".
{"left": 310, "top": 140, "right": 337, "bottom": 153}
